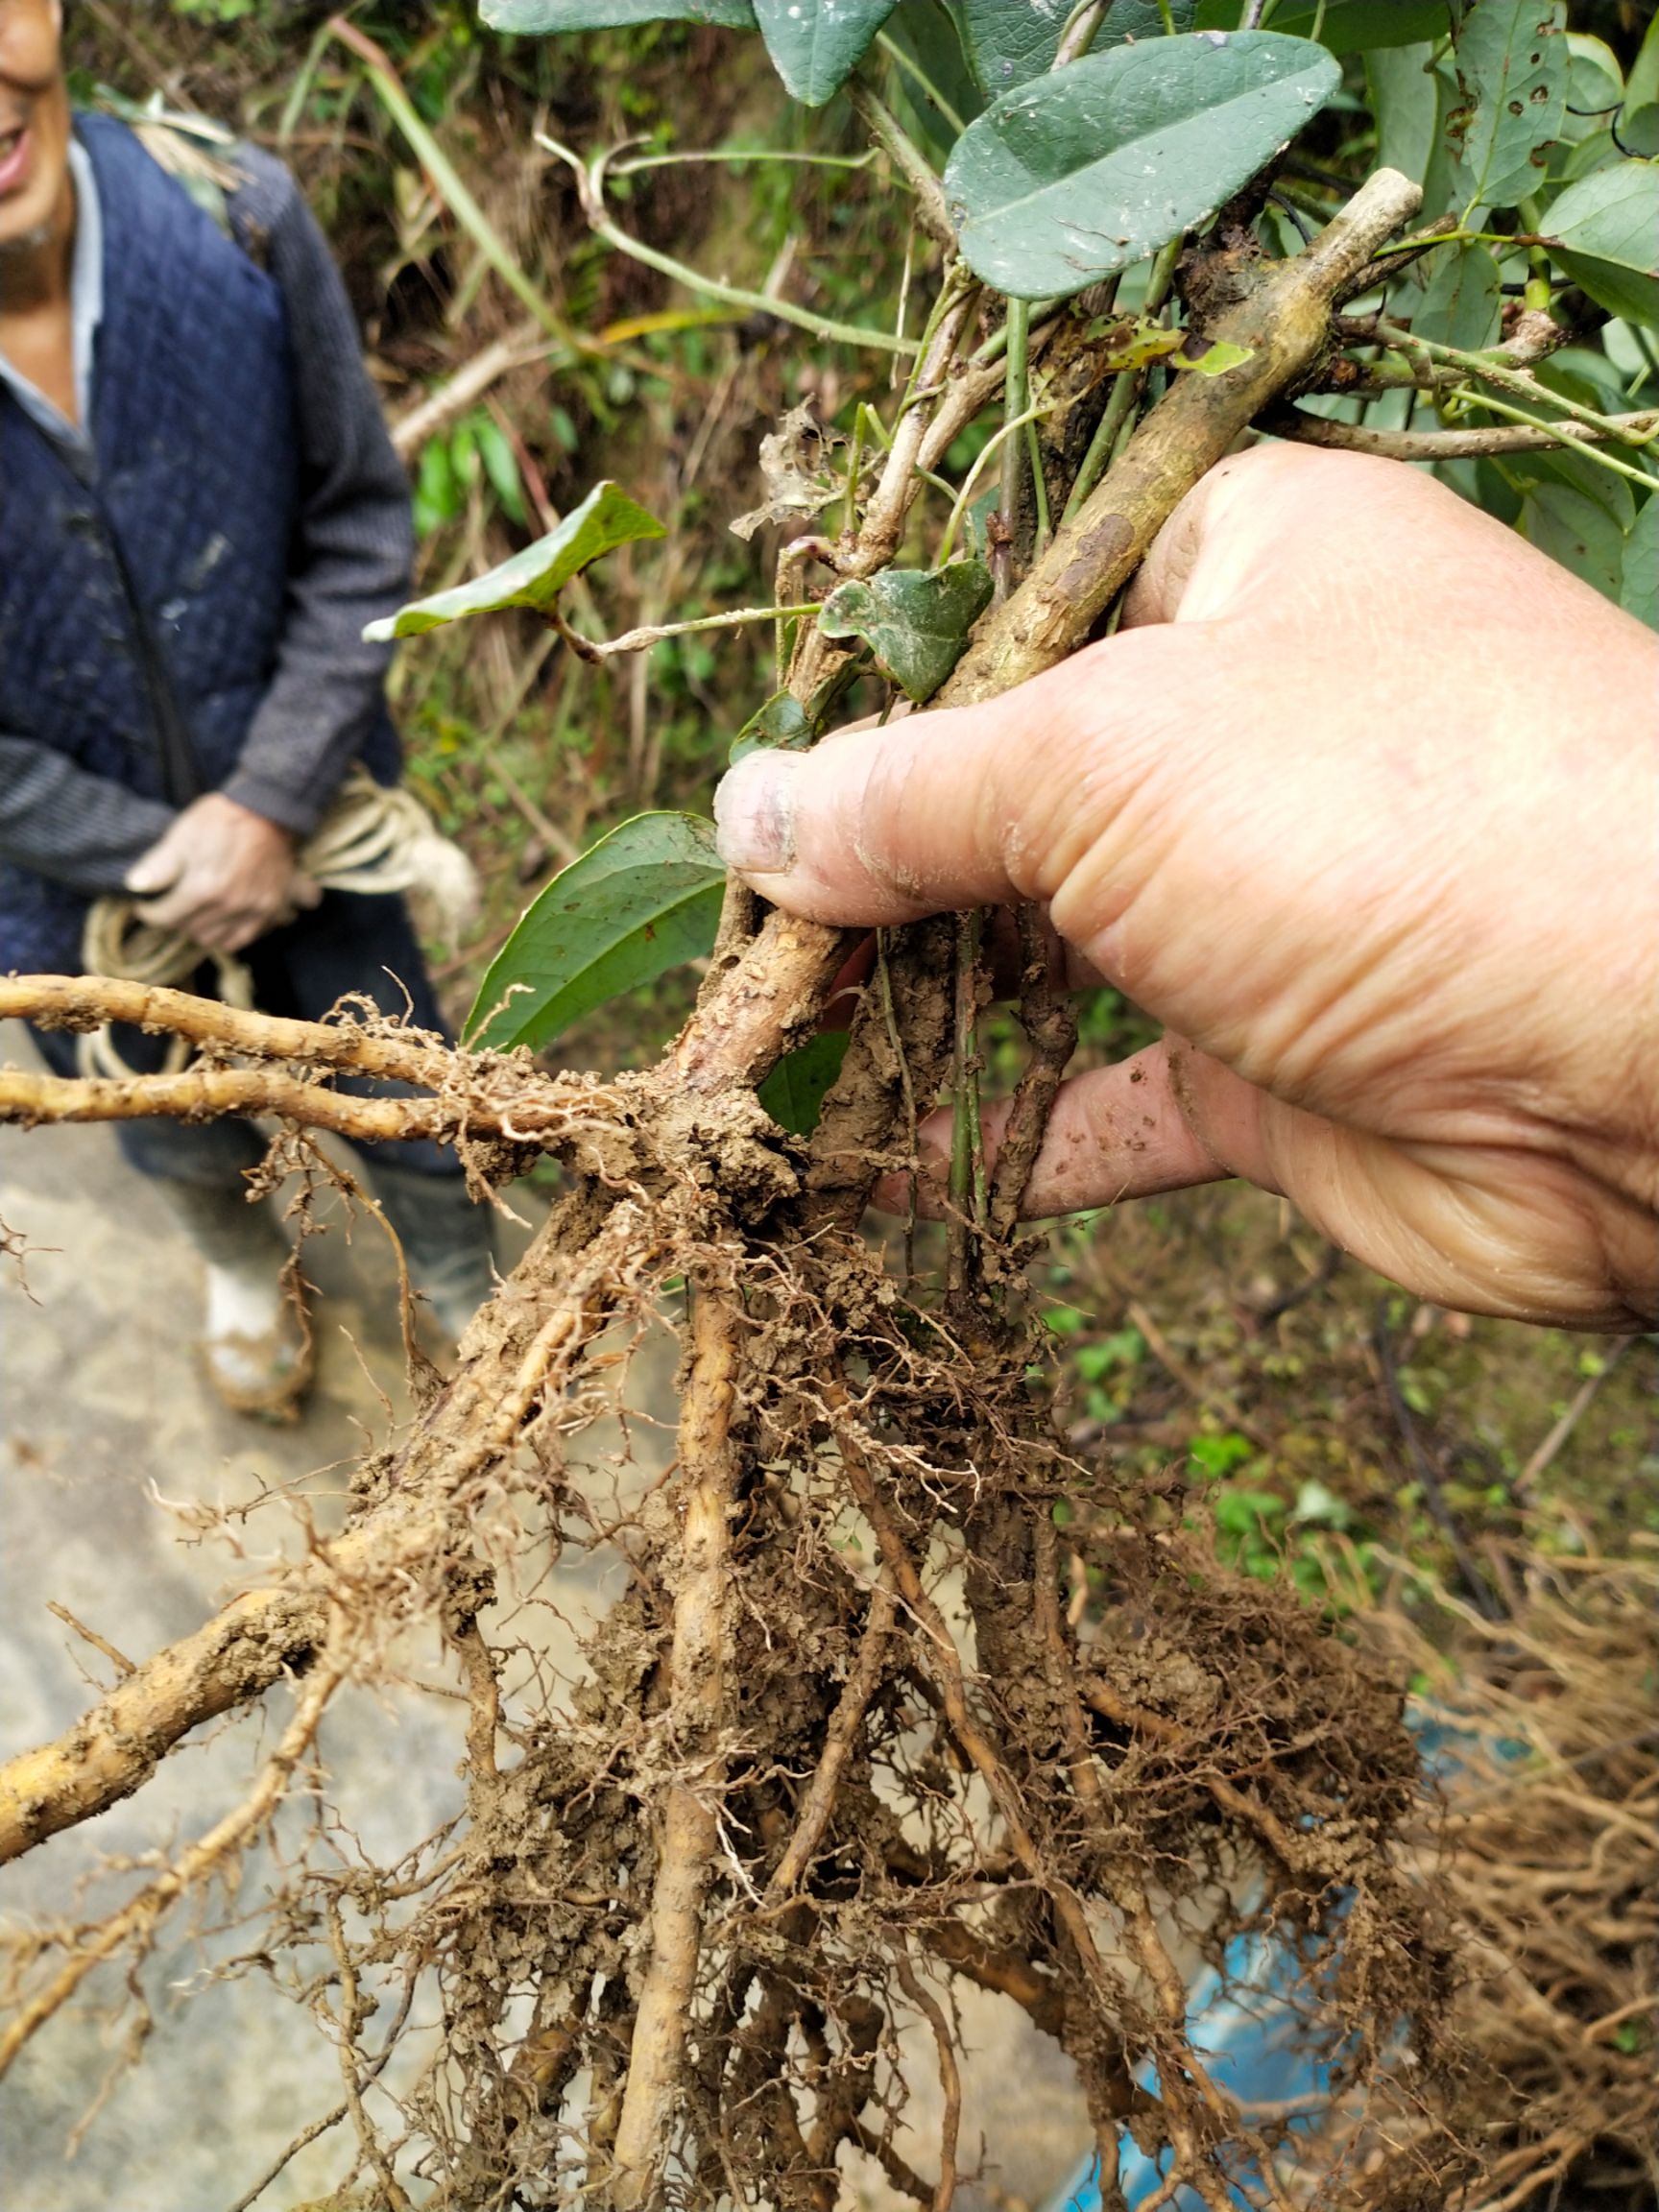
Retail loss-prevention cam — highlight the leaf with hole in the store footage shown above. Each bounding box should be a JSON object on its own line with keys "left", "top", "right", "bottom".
{"left": 757, "top": 1030, "right": 852, "bottom": 1135}
{"left": 1545, "top": 161, "right": 1659, "bottom": 330}
{"left": 481, "top": 0, "right": 755, "bottom": 31}
{"left": 942, "top": 32, "right": 1341, "bottom": 301}
{"left": 466, "top": 812, "right": 727, "bottom": 1052}
{"left": 1444, "top": 0, "right": 1566, "bottom": 214}
{"left": 365, "top": 482, "right": 665, "bottom": 641}
{"left": 1084, "top": 313, "right": 1254, "bottom": 376}
{"left": 751, "top": 0, "right": 897, "bottom": 105}
{"left": 818, "top": 558, "right": 993, "bottom": 700}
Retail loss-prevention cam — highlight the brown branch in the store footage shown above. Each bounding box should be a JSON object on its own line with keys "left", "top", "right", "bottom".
{"left": 920, "top": 1921, "right": 1069, "bottom": 2042}
{"left": 611, "top": 1282, "right": 743, "bottom": 2203}
{"left": 44, "top": 1603, "right": 135, "bottom": 1681}
{"left": 0, "top": 1199, "right": 632, "bottom": 1864}
{"left": 943, "top": 168, "right": 1423, "bottom": 706}
{"left": 1077, "top": 1677, "right": 1310, "bottom": 1875}
{"left": 845, "top": 81, "right": 954, "bottom": 253}
{"left": 325, "top": 1895, "right": 415, "bottom": 2212}
{"left": 894, "top": 1958, "right": 960, "bottom": 2212}
{"left": 987, "top": 904, "right": 1080, "bottom": 1241}
{"left": 0, "top": 1649, "right": 343, "bottom": 2079}
{"left": 828, "top": 1382, "right": 1130, "bottom": 2062}
{"left": 0, "top": 974, "right": 458, "bottom": 1086}
{"left": 1266, "top": 405, "right": 1659, "bottom": 463}
{"left": 766, "top": 1574, "right": 897, "bottom": 1896}
{"left": 669, "top": 910, "right": 858, "bottom": 1095}
{"left": 0, "top": 1063, "right": 458, "bottom": 1144}
{"left": 850, "top": 2122, "right": 942, "bottom": 2211}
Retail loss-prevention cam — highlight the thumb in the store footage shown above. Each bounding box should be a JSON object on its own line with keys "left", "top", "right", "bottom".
{"left": 712, "top": 640, "right": 1176, "bottom": 929}
{"left": 124, "top": 825, "right": 186, "bottom": 897}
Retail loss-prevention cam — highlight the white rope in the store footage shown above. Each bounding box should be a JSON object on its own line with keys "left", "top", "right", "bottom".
{"left": 78, "top": 769, "right": 479, "bottom": 1077}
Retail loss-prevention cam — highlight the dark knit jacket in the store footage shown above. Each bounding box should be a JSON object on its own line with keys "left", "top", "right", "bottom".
{"left": 0, "top": 113, "right": 412, "bottom": 976}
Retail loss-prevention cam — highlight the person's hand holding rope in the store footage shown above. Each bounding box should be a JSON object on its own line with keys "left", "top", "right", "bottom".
{"left": 124, "top": 791, "right": 320, "bottom": 954}
{"left": 716, "top": 446, "right": 1659, "bottom": 1332}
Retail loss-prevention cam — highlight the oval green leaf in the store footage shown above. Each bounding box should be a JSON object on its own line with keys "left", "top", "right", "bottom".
{"left": 752, "top": 0, "right": 897, "bottom": 106}
{"left": 942, "top": 32, "right": 1341, "bottom": 301}
{"left": 482, "top": 0, "right": 756, "bottom": 31}
{"left": 1546, "top": 161, "right": 1659, "bottom": 330}
{"left": 366, "top": 482, "right": 665, "bottom": 642}
{"left": 466, "top": 811, "right": 727, "bottom": 1053}
{"left": 818, "top": 558, "right": 993, "bottom": 701}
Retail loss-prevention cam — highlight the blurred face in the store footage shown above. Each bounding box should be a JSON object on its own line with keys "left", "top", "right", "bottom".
{"left": 0, "top": 0, "right": 69, "bottom": 253}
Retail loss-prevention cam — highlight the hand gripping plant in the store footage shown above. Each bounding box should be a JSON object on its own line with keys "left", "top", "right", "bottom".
{"left": 4, "top": 4, "right": 1657, "bottom": 2206}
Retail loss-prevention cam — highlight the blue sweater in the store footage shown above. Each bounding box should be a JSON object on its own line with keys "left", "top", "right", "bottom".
{"left": 0, "top": 114, "right": 411, "bottom": 976}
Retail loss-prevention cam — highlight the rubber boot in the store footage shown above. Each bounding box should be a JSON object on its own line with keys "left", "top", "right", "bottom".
{"left": 152, "top": 1179, "right": 314, "bottom": 1422}
{"left": 367, "top": 1161, "right": 496, "bottom": 1350}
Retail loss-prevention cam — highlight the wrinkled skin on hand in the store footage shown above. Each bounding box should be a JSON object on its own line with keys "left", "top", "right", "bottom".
{"left": 716, "top": 446, "right": 1659, "bottom": 1330}
{"left": 127, "top": 792, "right": 319, "bottom": 955}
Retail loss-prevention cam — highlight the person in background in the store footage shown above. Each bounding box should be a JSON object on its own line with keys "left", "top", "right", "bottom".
{"left": 0, "top": 0, "right": 494, "bottom": 1416}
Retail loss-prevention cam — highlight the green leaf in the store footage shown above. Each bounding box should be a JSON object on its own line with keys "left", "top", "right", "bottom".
{"left": 366, "top": 482, "right": 665, "bottom": 641}
{"left": 1195, "top": 0, "right": 1448, "bottom": 47}
{"left": 1083, "top": 312, "right": 1251, "bottom": 374}
{"left": 881, "top": 0, "right": 984, "bottom": 154}
{"left": 942, "top": 33, "right": 1341, "bottom": 301}
{"left": 1520, "top": 481, "right": 1625, "bottom": 603}
{"left": 474, "top": 416, "right": 528, "bottom": 525}
{"left": 1445, "top": 0, "right": 1567, "bottom": 214}
{"left": 817, "top": 558, "right": 993, "bottom": 700}
{"left": 482, "top": 0, "right": 755, "bottom": 31}
{"left": 466, "top": 812, "right": 726, "bottom": 1052}
{"left": 1365, "top": 42, "right": 1442, "bottom": 188}
{"left": 730, "top": 690, "right": 812, "bottom": 765}
{"left": 414, "top": 437, "right": 462, "bottom": 539}
{"left": 1414, "top": 241, "right": 1503, "bottom": 350}
{"left": 950, "top": 1, "right": 1195, "bottom": 99}
{"left": 757, "top": 1029, "right": 852, "bottom": 1135}
{"left": 1627, "top": 12, "right": 1659, "bottom": 115}
{"left": 752, "top": 0, "right": 897, "bottom": 105}
{"left": 1621, "top": 497, "right": 1659, "bottom": 633}
{"left": 1546, "top": 161, "right": 1659, "bottom": 330}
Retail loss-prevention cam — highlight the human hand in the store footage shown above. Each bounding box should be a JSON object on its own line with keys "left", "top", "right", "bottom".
{"left": 714, "top": 445, "right": 1659, "bottom": 1331}
{"left": 126, "top": 793, "right": 320, "bottom": 955}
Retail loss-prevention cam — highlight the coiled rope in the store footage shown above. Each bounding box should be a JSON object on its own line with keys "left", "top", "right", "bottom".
{"left": 78, "top": 770, "right": 479, "bottom": 1078}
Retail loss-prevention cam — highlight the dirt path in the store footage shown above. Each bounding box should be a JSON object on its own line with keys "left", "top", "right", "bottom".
{"left": 0, "top": 1026, "right": 1086, "bottom": 2211}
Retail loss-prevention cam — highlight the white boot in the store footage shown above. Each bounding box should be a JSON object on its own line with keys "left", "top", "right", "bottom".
{"left": 202, "top": 1257, "right": 314, "bottom": 1422}
{"left": 154, "top": 1180, "right": 315, "bottom": 1422}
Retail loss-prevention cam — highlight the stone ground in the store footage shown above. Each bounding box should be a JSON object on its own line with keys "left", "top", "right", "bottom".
{"left": 0, "top": 1024, "right": 1090, "bottom": 2212}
